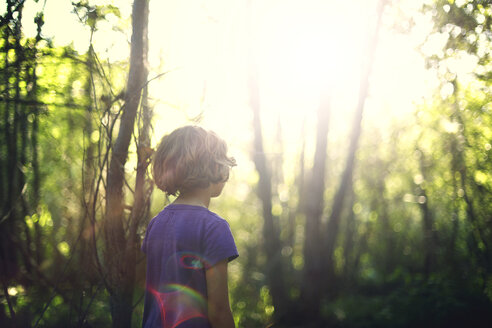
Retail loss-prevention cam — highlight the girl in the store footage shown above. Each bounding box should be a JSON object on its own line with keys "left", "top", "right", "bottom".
{"left": 142, "top": 126, "right": 238, "bottom": 328}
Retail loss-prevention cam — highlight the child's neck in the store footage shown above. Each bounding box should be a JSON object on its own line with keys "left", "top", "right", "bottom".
{"left": 174, "top": 188, "right": 211, "bottom": 208}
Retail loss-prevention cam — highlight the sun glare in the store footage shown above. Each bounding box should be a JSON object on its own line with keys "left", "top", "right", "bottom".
{"left": 145, "top": 0, "right": 397, "bottom": 148}
{"left": 258, "top": 0, "right": 368, "bottom": 90}
{"left": 20, "top": 0, "right": 442, "bottom": 155}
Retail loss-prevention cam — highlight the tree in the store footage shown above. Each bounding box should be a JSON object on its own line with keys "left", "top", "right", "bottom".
{"left": 322, "top": 0, "right": 387, "bottom": 299}
{"left": 300, "top": 87, "right": 330, "bottom": 319}
{"left": 247, "top": 0, "right": 289, "bottom": 322}
{"left": 102, "top": 0, "right": 150, "bottom": 326}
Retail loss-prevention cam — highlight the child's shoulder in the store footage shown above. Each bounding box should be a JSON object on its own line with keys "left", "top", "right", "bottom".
{"left": 205, "top": 206, "right": 231, "bottom": 222}
{"left": 160, "top": 204, "right": 228, "bottom": 225}
{"left": 205, "top": 208, "right": 225, "bottom": 221}
{"left": 194, "top": 207, "right": 231, "bottom": 230}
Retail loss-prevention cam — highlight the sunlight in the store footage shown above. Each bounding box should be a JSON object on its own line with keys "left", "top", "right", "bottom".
{"left": 141, "top": 0, "right": 443, "bottom": 186}
{"left": 23, "top": 0, "right": 131, "bottom": 59}
{"left": 145, "top": 0, "right": 437, "bottom": 140}
{"left": 145, "top": 0, "right": 384, "bottom": 155}
{"left": 253, "top": 0, "right": 378, "bottom": 149}
{"left": 21, "top": 0, "right": 440, "bottom": 155}
{"left": 258, "top": 0, "right": 368, "bottom": 93}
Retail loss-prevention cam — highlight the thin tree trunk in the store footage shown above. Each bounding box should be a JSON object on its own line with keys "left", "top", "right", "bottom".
{"left": 30, "top": 34, "right": 42, "bottom": 266}
{"left": 31, "top": 14, "right": 43, "bottom": 219}
{"left": 14, "top": 1, "right": 33, "bottom": 277}
{"left": 129, "top": 2, "right": 152, "bottom": 269}
{"left": 12, "top": 1, "right": 22, "bottom": 212}
{"left": 352, "top": 220, "right": 372, "bottom": 279}
{"left": 323, "top": 0, "right": 386, "bottom": 295}
{"left": 3, "top": 1, "right": 13, "bottom": 217}
{"left": 379, "top": 188, "right": 393, "bottom": 277}
{"left": 250, "top": 64, "right": 288, "bottom": 322}
{"left": 250, "top": 91, "right": 287, "bottom": 322}
{"left": 419, "top": 187, "right": 435, "bottom": 276}
{"left": 0, "top": 0, "right": 17, "bottom": 283}
{"left": 286, "top": 120, "right": 306, "bottom": 262}
{"left": 103, "top": 0, "right": 148, "bottom": 327}
{"left": 79, "top": 39, "right": 98, "bottom": 302}
{"left": 16, "top": 4, "right": 34, "bottom": 270}
{"left": 300, "top": 90, "right": 330, "bottom": 318}
{"left": 449, "top": 128, "right": 461, "bottom": 258}
{"left": 2, "top": 278, "right": 16, "bottom": 321}
{"left": 12, "top": 2, "right": 34, "bottom": 274}
{"left": 342, "top": 180, "right": 355, "bottom": 283}
{"left": 247, "top": 0, "right": 287, "bottom": 321}
{"left": 459, "top": 160, "right": 490, "bottom": 265}
{"left": 416, "top": 150, "right": 438, "bottom": 276}
{"left": 448, "top": 80, "right": 491, "bottom": 272}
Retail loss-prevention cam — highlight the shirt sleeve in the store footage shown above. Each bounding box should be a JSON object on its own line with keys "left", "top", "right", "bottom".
{"left": 202, "top": 218, "right": 239, "bottom": 269}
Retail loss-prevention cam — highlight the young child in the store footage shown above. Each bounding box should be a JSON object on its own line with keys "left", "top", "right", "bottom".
{"left": 141, "top": 126, "right": 238, "bottom": 328}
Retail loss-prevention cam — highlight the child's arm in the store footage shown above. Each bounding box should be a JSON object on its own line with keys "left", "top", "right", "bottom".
{"left": 206, "top": 259, "right": 235, "bottom": 328}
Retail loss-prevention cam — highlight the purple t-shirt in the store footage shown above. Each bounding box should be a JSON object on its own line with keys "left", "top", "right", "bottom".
{"left": 141, "top": 204, "right": 238, "bottom": 328}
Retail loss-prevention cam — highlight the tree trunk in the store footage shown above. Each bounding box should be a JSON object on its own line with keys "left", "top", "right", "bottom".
{"left": 449, "top": 131, "right": 461, "bottom": 259}
{"left": 30, "top": 14, "right": 43, "bottom": 266}
{"left": 379, "top": 188, "right": 393, "bottom": 277}
{"left": 323, "top": 0, "right": 386, "bottom": 295}
{"left": 247, "top": 0, "right": 287, "bottom": 321}
{"left": 129, "top": 2, "right": 152, "bottom": 280}
{"left": 14, "top": 3, "right": 35, "bottom": 278}
{"left": 17, "top": 4, "right": 34, "bottom": 269}
{"left": 103, "top": 0, "right": 149, "bottom": 327}
{"left": 286, "top": 120, "right": 306, "bottom": 266}
{"left": 79, "top": 38, "right": 98, "bottom": 293}
{"left": 0, "top": 0, "right": 17, "bottom": 283}
{"left": 250, "top": 88, "right": 288, "bottom": 322}
{"left": 451, "top": 80, "right": 491, "bottom": 271}
{"left": 342, "top": 180, "right": 355, "bottom": 283}
{"left": 416, "top": 149, "right": 438, "bottom": 276}
{"left": 301, "top": 90, "right": 330, "bottom": 318}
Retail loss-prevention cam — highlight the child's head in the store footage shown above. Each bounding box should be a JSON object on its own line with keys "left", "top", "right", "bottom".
{"left": 153, "top": 126, "right": 236, "bottom": 196}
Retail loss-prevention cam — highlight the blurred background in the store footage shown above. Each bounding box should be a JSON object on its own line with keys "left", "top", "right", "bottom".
{"left": 1, "top": 0, "right": 491, "bottom": 327}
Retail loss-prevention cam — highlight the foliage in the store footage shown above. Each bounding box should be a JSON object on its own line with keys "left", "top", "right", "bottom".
{"left": 1, "top": 0, "right": 491, "bottom": 327}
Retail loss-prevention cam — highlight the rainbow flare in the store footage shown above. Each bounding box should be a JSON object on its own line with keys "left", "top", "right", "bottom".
{"left": 148, "top": 283, "right": 207, "bottom": 328}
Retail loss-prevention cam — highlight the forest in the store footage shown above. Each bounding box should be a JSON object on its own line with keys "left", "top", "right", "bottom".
{"left": 1, "top": 0, "right": 491, "bottom": 327}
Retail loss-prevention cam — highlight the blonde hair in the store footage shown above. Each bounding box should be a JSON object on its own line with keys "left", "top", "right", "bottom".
{"left": 152, "top": 126, "right": 236, "bottom": 196}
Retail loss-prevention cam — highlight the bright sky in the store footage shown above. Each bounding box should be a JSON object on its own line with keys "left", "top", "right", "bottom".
{"left": 18, "top": 0, "right": 480, "bottom": 184}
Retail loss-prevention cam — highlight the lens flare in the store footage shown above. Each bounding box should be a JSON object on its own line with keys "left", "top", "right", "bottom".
{"left": 179, "top": 252, "right": 210, "bottom": 270}
{"left": 165, "top": 251, "right": 211, "bottom": 271}
{"left": 148, "top": 284, "right": 207, "bottom": 328}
